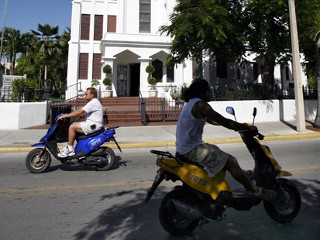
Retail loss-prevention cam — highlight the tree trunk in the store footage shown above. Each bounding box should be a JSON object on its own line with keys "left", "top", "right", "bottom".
{"left": 314, "top": 60, "right": 320, "bottom": 128}
{"left": 262, "top": 56, "right": 276, "bottom": 98}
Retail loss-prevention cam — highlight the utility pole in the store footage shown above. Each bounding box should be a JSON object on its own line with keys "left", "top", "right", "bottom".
{"left": 288, "top": 0, "right": 306, "bottom": 132}
{"left": 0, "top": 0, "right": 9, "bottom": 91}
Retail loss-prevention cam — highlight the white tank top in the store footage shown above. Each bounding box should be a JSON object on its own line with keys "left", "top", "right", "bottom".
{"left": 176, "top": 98, "right": 206, "bottom": 154}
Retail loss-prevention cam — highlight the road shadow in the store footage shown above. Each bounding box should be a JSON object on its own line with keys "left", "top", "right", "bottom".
{"left": 73, "top": 179, "right": 320, "bottom": 240}
{"left": 45, "top": 155, "right": 122, "bottom": 172}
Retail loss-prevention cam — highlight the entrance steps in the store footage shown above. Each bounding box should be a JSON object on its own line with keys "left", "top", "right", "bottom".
{"left": 66, "top": 97, "right": 179, "bottom": 127}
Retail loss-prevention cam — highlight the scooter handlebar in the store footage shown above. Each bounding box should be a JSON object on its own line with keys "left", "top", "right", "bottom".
{"left": 257, "top": 133, "right": 265, "bottom": 140}
{"left": 238, "top": 129, "right": 265, "bottom": 140}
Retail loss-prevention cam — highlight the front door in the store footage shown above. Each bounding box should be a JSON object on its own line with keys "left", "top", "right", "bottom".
{"left": 117, "top": 65, "right": 128, "bottom": 96}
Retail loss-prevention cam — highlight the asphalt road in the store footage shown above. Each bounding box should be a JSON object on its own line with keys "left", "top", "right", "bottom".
{"left": 0, "top": 138, "right": 319, "bottom": 240}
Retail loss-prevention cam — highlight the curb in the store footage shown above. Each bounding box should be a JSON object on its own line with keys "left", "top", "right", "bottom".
{"left": 0, "top": 132, "right": 319, "bottom": 153}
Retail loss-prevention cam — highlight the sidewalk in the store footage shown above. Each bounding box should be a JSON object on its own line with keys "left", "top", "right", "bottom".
{"left": 0, "top": 121, "right": 319, "bottom": 152}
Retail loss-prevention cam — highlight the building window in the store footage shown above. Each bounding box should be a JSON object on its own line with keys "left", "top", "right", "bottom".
{"left": 81, "top": 14, "right": 90, "bottom": 40}
{"left": 139, "top": 0, "right": 150, "bottom": 33}
{"left": 94, "top": 15, "right": 103, "bottom": 40}
{"left": 79, "top": 53, "right": 89, "bottom": 79}
{"left": 92, "top": 53, "right": 102, "bottom": 79}
{"left": 108, "top": 15, "right": 117, "bottom": 32}
{"left": 167, "top": 65, "right": 174, "bottom": 83}
{"left": 152, "top": 59, "right": 163, "bottom": 83}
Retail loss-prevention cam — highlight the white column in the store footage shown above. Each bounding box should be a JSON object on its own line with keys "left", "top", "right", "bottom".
{"left": 66, "top": 0, "right": 82, "bottom": 99}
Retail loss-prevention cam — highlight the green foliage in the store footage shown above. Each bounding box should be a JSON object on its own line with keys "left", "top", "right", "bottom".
{"left": 103, "top": 64, "right": 112, "bottom": 74}
{"left": 91, "top": 79, "right": 100, "bottom": 87}
{"left": 145, "top": 64, "right": 155, "bottom": 73}
{"left": 160, "top": 0, "right": 246, "bottom": 64}
{"left": 170, "top": 86, "right": 183, "bottom": 101}
{"left": 11, "top": 78, "right": 40, "bottom": 102}
{"left": 148, "top": 77, "right": 157, "bottom": 89}
{"left": 103, "top": 77, "right": 112, "bottom": 89}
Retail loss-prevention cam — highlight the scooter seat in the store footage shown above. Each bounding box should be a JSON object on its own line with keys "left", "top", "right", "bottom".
{"left": 77, "top": 128, "right": 105, "bottom": 140}
{"left": 175, "top": 152, "right": 202, "bottom": 167}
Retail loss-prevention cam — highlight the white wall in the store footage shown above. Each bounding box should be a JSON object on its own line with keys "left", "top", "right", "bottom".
{"left": 209, "top": 99, "right": 317, "bottom": 123}
{"left": 0, "top": 102, "right": 48, "bottom": 129}
{"left": 0, "top": 100, "right": 316, "bottom": 129}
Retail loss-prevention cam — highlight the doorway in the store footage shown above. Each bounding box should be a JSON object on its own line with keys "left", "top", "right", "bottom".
{"left": 130, "top": 63, "right": 140, "bottom": 96}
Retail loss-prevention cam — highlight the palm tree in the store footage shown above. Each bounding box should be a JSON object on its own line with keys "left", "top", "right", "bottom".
{"left": 31, "top": 24, "right": 59, "bottom": 87}
{"left": 307, "top": 12, "right": 320, "bottom": 128}
{"left": 1, "top": 27, "right": 25, "bottom": 74}
{"left": 49, "top": 28, "right": 70, "bottom": 96}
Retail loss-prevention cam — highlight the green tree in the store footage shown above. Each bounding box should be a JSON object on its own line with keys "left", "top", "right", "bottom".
{"left": 304, "top": 11, "right": 320, "bottom": 127}
{"left": 297, "top": 0, "right": 320, "bottom": 80}
{"left": 31, "top": 24, "right": 60, "bottom": 87}
{"left": 160, "top": 0, "right": 246, "bottom": 77}
{"left": 243, "top": 0, "right": 290, "bottom": 94}
{"left": 48, "top": 28, "right": 70, "bottom": 96}
{"left": 1, "top": 27, "right": 31, "bottom": 74}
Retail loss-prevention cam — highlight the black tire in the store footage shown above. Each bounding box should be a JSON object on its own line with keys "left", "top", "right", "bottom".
{"left": 159, "top": 188, "right": 199, "bottom": 236}
{"left": 96, "top": 147, "right": 115, "bottom": 171}
{"left": 25, "top": 148, "right": 51, "bottom": 173}
{"left": 264, "top": 178, "right": 301, "bottom": 223}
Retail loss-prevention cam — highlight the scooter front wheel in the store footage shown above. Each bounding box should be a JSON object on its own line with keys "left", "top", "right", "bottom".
{"left": 26, "top": 148, "right": 51, "bottom": 173}
{"left": 264, "top": 178, "right": 301, "bottom": 223}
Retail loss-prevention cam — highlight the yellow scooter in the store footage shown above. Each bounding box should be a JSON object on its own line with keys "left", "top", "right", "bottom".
{"left": 145, "top": 107, "right": 301, "bottom": 236}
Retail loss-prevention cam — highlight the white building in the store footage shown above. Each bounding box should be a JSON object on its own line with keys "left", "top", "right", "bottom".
{"left": 66, "top": 0, "right": 307, "bottom": 99}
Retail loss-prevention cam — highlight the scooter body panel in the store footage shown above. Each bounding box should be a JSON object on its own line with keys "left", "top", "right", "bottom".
{"left": 31, "top": 143, "right": 46, "bottom": 147}
{"left": 158, "top": 157, "right": 231, "bottom": 200}
{"left": 74, "top": 129, "right": 115, "bottom": 155}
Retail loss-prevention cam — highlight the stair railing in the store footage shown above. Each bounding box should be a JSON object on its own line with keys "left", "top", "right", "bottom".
{"left": 139, "top": 89, "right": 147, "bottom": 124}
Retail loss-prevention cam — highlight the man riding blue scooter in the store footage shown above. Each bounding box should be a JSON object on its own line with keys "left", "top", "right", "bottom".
{"left": 25, "top": 87, "right": 121, "bottom": 173}
{"left": 57, "top": 87, "right": 103, "bottom": 157}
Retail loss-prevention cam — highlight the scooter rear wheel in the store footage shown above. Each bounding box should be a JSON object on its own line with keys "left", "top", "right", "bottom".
{"left": 25, "top": 148, "right": 51, "bottom": 173}
{"left": 159, "top": 188, "right": 199, "bottom": 236}
{"left": 96, "top": 147, "right": 115, "bottom": 171}
{"left": 264, "top": 178, "right": 301, "bottom": 223}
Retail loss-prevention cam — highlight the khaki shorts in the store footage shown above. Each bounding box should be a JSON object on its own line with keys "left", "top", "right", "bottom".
{"left": 185, "top": 143, "right": 229, "bottom": 177}
{"left": 80, "top": 121, "right": 103, "bottom": 135}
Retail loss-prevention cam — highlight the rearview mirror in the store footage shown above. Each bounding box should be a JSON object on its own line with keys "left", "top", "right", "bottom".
{"left": 226, "top": 106, "right": 235, "bottom": 116}
{"left": 253, "top": 107, "right": 257, "bottom": 117}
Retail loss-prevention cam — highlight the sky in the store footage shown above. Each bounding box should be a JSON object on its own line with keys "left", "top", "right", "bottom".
{"left": 0, "top": 0, "right": 72, "bottom": 34}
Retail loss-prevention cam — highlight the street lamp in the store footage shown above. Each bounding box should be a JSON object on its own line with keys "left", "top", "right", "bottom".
{"left": 314, "top": 37, "right": 320, "bottom": 128}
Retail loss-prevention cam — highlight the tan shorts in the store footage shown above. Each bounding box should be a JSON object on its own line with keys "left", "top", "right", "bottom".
{"left": 185, "top": 143, "right": 229, "bottom": 177}
{"left": 80, "top": 121, "right": 103, "bottom": 135}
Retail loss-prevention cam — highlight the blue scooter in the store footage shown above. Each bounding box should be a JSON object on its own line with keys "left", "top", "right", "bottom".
{"left": 25, "top": 113, "right": 122, "bottom": 173}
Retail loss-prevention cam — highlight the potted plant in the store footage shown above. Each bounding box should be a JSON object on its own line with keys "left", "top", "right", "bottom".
{"left": 145, "top": 64, "right": 157, "bottom": 97}
{"left": 103, "top": 76, "right": 113, "bottom": 97}
{"left": 102, "top": 64, "right": 113, "bottom": 97}
{"left": 91, "top": 79, "right": 100, "bottom": 88}
{"left": 170, "top": 86, "right": 184, "bottom": 108}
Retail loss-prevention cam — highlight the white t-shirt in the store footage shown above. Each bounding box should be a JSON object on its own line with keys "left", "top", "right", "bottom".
{"left": 82, "top": 98, "right": 103, "bottom": 124}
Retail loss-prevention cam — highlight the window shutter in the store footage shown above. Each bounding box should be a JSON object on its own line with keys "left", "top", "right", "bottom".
{"left": 81, "top": 14, "right": 90, "bottom": 40}
{"left": 79, "top": 53, "right": 89, "bottom": 79}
